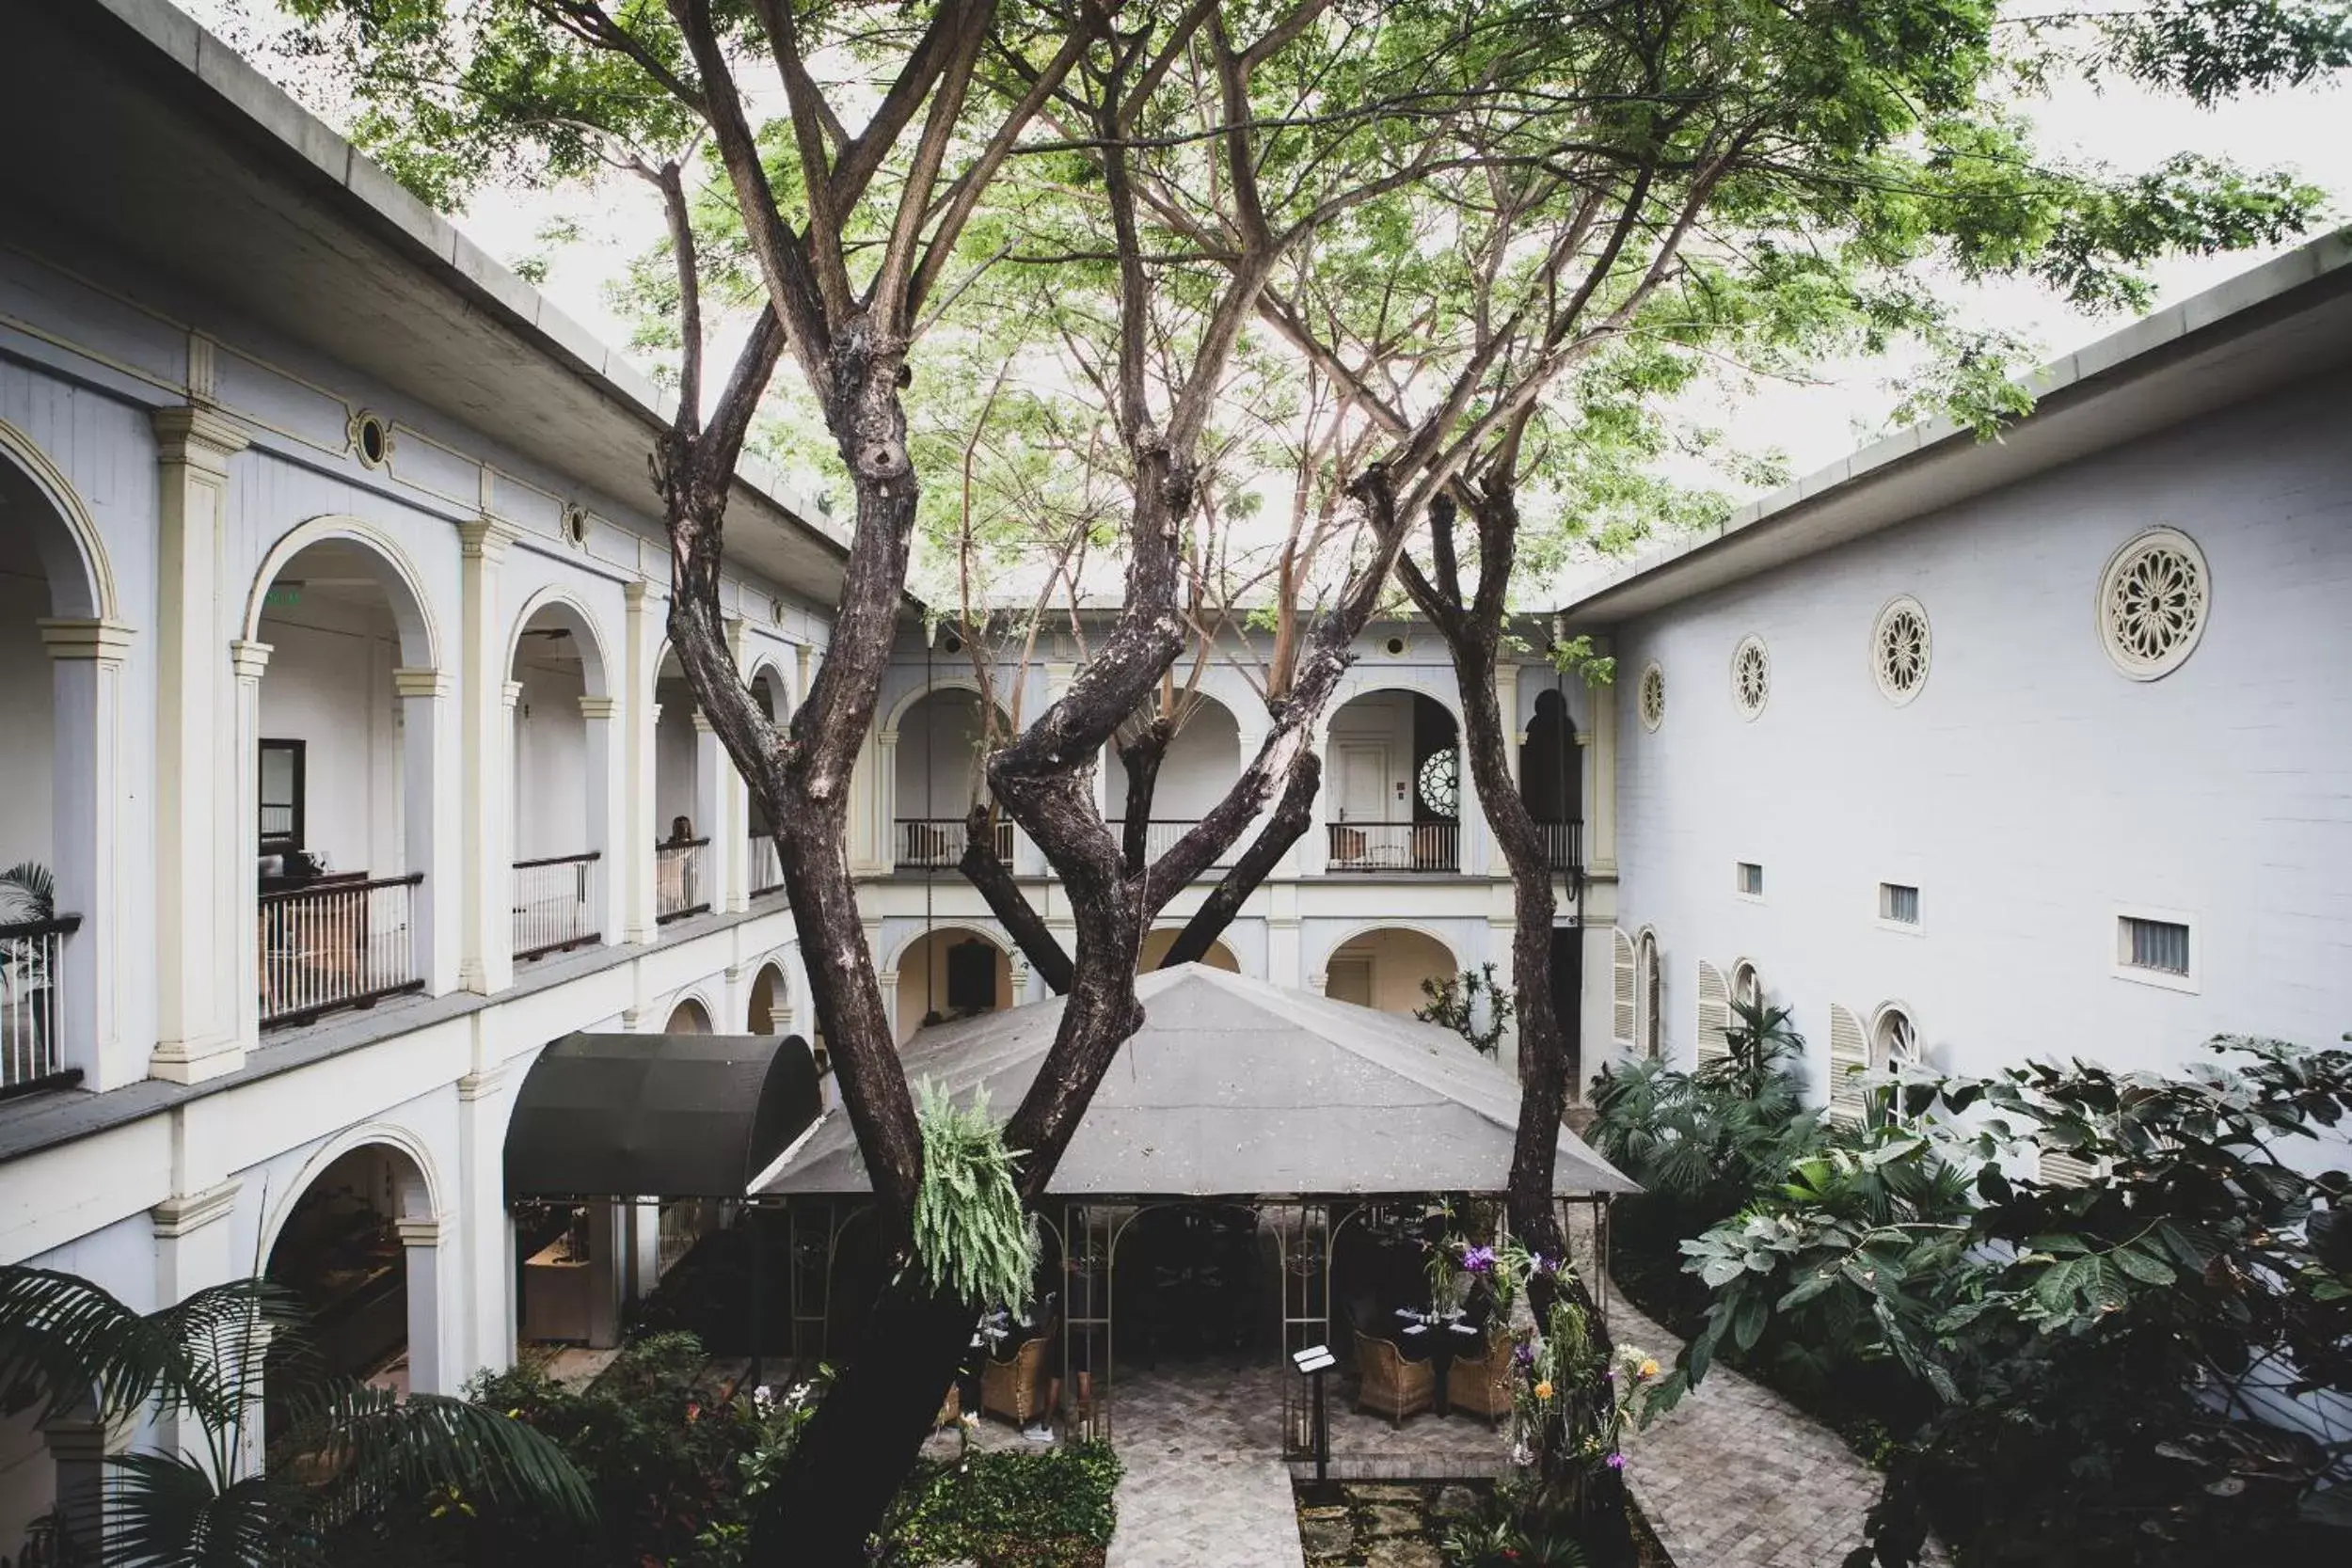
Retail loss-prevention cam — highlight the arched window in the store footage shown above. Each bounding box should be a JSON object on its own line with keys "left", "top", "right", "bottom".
{"left": 1636, "top": 930, "right": 1661, "bottom": 1060}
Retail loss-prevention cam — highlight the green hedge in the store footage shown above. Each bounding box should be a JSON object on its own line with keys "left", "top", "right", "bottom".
{"left": 888, "top": 1442, "right": 1123, "bottom": 1567}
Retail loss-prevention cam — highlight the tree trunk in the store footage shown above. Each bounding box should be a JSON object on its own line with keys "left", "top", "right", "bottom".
{"left": 958, "top": 804, "right": 1073, "bottom": 992}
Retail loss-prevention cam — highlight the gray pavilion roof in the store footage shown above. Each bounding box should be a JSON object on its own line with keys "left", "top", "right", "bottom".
{"left": 757, "top": 965, "right": 1636, "bottom": 1199}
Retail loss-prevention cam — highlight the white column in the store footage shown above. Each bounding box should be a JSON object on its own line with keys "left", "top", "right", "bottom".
{"left": 579, "top": 696, "right": 622, "bottom": 944}
{"left": 1488, "top": 664, "right": 1521, "bottom": 877}
{"left": 228, "top": 641, "right": 272, "bottom": 1055}
{"left": 623, "top": 583, "right": 661, "bottom": 942}
{"left": 878, "top": 968, "right": 901, "bottom": 1042}
{"left": 149, "top": 405, "right": 246, "bottom": 1085}
{"left": 691, "top": 710, "right": 728, "bottom": 914}
{"left": 1298, "top": 721, "right": 1333, "bottom": 877}
{"left": 396, "top": 1217, "right": 449, "bottom": 1396}
{"left": 1584, "top": 643, "right": 1619, "bottom": 881}
{"left": 864, "top": 729, "right": 898, "bottom": 874}
{"left": 392, "top": 667, "right": 458, "bottom": 993}
{"left": 37, "top": 620, "right": 135, "bottom": 1088}
{"left": 723, "top": 619, "right": 753, "bottom": 912}
{"left": 458, "top": 520, "right": 520, "bottom": 994}
{"left": 150, "top": 1180, "right": 241, "bottom": 1455}
{"left": 455, "top": 1069, "right": 517, "bottom": 1377}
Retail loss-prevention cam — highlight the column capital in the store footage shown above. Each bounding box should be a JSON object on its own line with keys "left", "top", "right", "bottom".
{"left": 455, "top": 1068, "right": 506, "bottom": 1101}
{"left": 459, "top": 516, "right": 523, "bottom": 562}
{"left": 229, "top": 638, "right": 274, "bottom": 682}
{"left": 392, "top": 666, "right": 451, "bottom": 700}
{"left": 150, "top": 1179, "right": 242, "bottom": 1240}
{"left": 690, "top": 708, "right": 716, "bottom": 736}
{"left": 37, "top": 617, "right": 136, "bottom": 665}
{"left": 501, "top": 679, "right": 525, "bottom": 712}
{"left": 394, "top": 1217, "right": 443, "bottom": 1247}
{"left": 579, "top": 694, "right": 620, "bottom": 721}
{"left": 624, "top": 579, "right": 661, "bottom": 608}
{"left": 151, "top": 404, "right": 248, "bottom": 469}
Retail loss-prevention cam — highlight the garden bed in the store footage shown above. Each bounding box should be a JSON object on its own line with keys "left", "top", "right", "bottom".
{"left": 1293, "top": 1479, "right": 1674, "bottom": 1568}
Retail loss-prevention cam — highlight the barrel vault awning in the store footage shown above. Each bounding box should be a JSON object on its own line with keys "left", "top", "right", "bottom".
{"left": 505, "top": 1032, "right": 822, "bottom": 1200}
{"left": 756, "top": 965, "right": 1636, "bottom": 1200}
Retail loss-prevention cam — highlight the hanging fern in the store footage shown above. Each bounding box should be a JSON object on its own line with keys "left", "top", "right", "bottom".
{"left": 911, "top": 1081, "right": 1038, "bottom": 1315}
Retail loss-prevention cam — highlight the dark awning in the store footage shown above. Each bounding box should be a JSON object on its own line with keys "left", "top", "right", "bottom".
{"left": 505, "top": 1033, "right": 821, "bottom": 1200}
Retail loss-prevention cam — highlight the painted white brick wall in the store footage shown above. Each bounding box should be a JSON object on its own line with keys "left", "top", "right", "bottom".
{"left": 1611, "top": 369, "right": 2352, "bottom": 1098}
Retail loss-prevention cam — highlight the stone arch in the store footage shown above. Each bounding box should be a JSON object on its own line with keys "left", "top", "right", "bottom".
{"left": 1315, "top": 923, "right": 1460, "bottom": 1016}
{"left": 243, "top": 515, "right": 440, "bottom": 670}
{"left": 890, "top": 925, "right": 1016, "bottom": 1044}
{"left": 1138, "top": 927, "right": 1241, "bottom": 974}
{"left": 884, "top": 920, "right": 1014, "bottom": 975}
{"left": 261, "top": 1122, "right": 446, "bottom": 1260}
{"left": 743, "top": 648, "right": 794, "bottom": 717}
{"left": 882, "top": 673, "right": 1009, "bottom": 740}
{"left": 747, "top": 959, "right": 790, "bottom": 1034}
{"left": 1313, "top": 919, "right": 1461, "bottom": 978}
{"left": 504, "top": 585, "right": 614, "bottom": 698}
{"left": 0, "top": 420, "right": 114, "bottom": 621}
{"left": 663, "top": 993, "right": 716, "bottom": 1034}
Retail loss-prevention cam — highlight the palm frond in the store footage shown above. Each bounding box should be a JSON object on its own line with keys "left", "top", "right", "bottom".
{"left": 103, "top": 1451, "right": 294, "bottom": 1568}
{"left": 0, "top": 1265, "right": 177, "bottom": 1424}
{"left": 149, "top": 1277, "right": 312, "bottom": 1433}
{"left": 271, "top": 1384, "right": 596, "bottom": 1536}
{"left": 0, "top": 861, "right": 54, "bottom": 922}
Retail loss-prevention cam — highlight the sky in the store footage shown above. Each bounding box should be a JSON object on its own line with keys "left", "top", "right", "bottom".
{"left": 185, "top": 1, "right": 2352, "bottom": 503}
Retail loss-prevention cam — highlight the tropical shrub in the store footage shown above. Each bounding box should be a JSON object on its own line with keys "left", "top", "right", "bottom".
{"left": 1660, "top": 1035, "right": 2352, "bottom": 1567}
{"left": 882, "top": 1441, "right": 1122, "bottom": 1568}
{"left": 1419, "top": 964, "right": 1517, "bottom": 1057}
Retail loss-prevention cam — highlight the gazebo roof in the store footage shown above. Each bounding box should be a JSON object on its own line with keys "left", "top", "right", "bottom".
{"left": 757, "top": 964, "right": 1636, "bottom": 1199}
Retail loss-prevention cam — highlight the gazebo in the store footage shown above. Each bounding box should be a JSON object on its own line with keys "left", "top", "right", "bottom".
{"left": 756, "top": 963, "right": 1634, "bottom": 1449}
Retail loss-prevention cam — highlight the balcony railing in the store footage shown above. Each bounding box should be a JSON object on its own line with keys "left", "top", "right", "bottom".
{"left": 1, "top": 915, "right": 80, "bottom": 1097}
{"left": 1106, "top": 819, "right": 1239, "bottom": 871}
{"left": 1326, "top": 820, "right": 1459, "bottom": 874}
{"left": 1534, "top": 819, "right": 1582, "bottom": 876}
{"left": 655, "top": 838, "right": 711, "bottom": 924}
{"left": 513, "top": 851, "right": 600, "bottom": 961}
{"left": 748, "top": 832, "right": 786, "bottom": 898}
{"left": 897, "top": 817, "right": 1014, "bottom": 869}
{"left": 259, "top": 873, "right": 425, "bottom": 1028}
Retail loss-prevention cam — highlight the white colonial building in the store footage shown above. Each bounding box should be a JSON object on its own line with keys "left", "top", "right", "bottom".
{"left": 1566, "top": 229, "right": 2352, "bottom": 1132}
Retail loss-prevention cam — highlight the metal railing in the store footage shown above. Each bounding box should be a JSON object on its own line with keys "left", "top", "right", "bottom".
{"left": 655, "top": 838, "right": 711, "bottom": 923}
{"left": 1325, "top": 820, "right": 1459, "bottom": 874}
{"left": 513, "top": 851, "right": 600, "bottom": 961}
{"left": 1106, "top": 819, "right": 1238, "bottom": 871}
{"left": 897, "top": 817, "right": 1014, "bottom": 869}
{"left": 1534, "top": 819, "right": 1582, "bottom": 875}
{"left": 748, "top": 832, "right": 786, "bottom": 898}
{"left": 1, "top": 915, "right": 79, "bottom": 1096}
{"left": 259, "top": 874, "right": 425, "bottom": 1028}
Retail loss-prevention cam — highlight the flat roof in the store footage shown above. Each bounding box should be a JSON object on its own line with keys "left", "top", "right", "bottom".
{"left": 1556, "top": 227, "right": 2352, "bottom": 626}
{"left": 8, "top": 0, "right": 849, "bottom": 603}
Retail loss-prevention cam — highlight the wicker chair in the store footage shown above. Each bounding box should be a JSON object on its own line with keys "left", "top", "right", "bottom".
{"left": 979, "top": 1323, "right": 1056, "bottom": 1426}
{"left": 1353, "top": 1329, "right": 1435, "bottom": 1428}
{"left": 1445, "top": 1330, "right": 1516, "bottom": 1426}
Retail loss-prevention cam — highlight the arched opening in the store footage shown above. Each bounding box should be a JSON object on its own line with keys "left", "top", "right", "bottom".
{"left": 894, "top": 927, "right": 1013, "bottom": 1043}
{"left": 894, "top": 688, "right": 1012, "bottom": 869}
{"left": 1872, "top": 1004, "right": 1919, "bottom": 1070}
{"left": 253, "top": 536, "right": 437, "bottom": 1027}
{"left": 510, "top": 597, "right": 611, "bottom": 960}
{"left": 748, "top": 960, "right": 789, "bottom": 1034}
{"left": 1636, "top": 929, "right": 1661, "bottom": 1060}
{"left": 1106, "top": 695, "right": 1244, "bottom": 867}
{"left": 1323, "top": 927, "right": 1457, "bottom": 1015}
{"left": 1518, "top": 687, "right": 1581, "bottom": 872}
{"left": 1325, "top": 689, "right": 1459, "bottom": 873}
{"left": 264, "top": 1141, "right": 437, "bottom": 1437}
{"left": 1731, "top": 958, "right": 1762, "bottom": 1011}
{"left": 746, "top": 669, "right": 787, "bottom": 898}
{"left": 0, "top": 446, "right": 101, "bottom": 1091}
{"left": 1137, "top": 927, "right": 1241, "bottom": 974}
{"left": 653, "top": 647, "right": 710, "bottom": 922}
{"left": 664, "top": 996, "right": 713, "bottom": 1035}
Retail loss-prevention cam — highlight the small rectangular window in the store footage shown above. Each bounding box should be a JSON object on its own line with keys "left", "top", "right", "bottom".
{"left": 1880, "top": 882, "right": 1920, "bottom": 925}
{"left": 2120, "top": 915, "right": 2190, "bottom": 975}
{"left": 1735, "top": 862, "right": 1764, "bottom": 898}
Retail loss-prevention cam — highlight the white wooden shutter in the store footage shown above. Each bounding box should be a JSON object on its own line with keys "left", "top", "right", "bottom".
{"left": 2037, "top": 1148, "right": 2100, "bottom": 1187}
{"left": 1611, "top": 928, "right": 1637, "bottom": 1050}
{"left": 1827, "top": 1003, "right": 1868, "bottom": 1122}
{"left": 1694, "top": 960, "right": 1730, "bottom": 1065}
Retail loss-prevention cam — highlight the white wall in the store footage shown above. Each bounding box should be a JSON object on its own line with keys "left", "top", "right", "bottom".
{"left": 513, "top": 653, "right": 589, "bottom": 861}
{"left": 254, "top": 605, "right": 403, "bottom": 877}
{"left": 0, "top": 558, "right": 54, "bottom": 875}
{"left": 1327, "top": 689, "right": 1419, "bottom": 821}
{"left": 1609, "top": 369, "right": 2352, "bottom": 1095}
{"left": 897, "top": 689, "right": 992, "bottom": 818}
{"left": 653, "top": 676, "right": 698, "bottom": 839}
{"left": 1104, "top": 699, "right": 1242, "bottom": 819}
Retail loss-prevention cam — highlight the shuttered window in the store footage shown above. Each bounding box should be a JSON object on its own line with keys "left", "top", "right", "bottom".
{"left": 1638, "top": 932, "right": 1662, "bottom": 1059}
{"left": 2120, "top": 915, "right": 2189, "bottom": 975}
{"left": 1612, "top": 928, "right": 1637, "bottom": 1050}
{"left": 1827, "top": 1004, "right": 1868, "bottom": 1122}
{"left": 1695, "top": 960, "right": 1730, "bottom": 1064}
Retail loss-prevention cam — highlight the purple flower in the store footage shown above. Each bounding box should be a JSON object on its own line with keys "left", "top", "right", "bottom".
{"left": 1533, "top": 1254, "right": 1557, "bottom": 1276}
{"left": 1606, "top": 1452, "right": 1626, "bottom": 1471}
{"left": 1512, "top": 1342, "right": 1537, "bottom": 1369}
{"left": 1460, "top": 1244, "right": 1498, "bottom": 1275}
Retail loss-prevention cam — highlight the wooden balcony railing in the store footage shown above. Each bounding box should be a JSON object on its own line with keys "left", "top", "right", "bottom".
{"left": 1105, "top": 819, "right": 1238, "bottom": 871}
{"left": 1534, "top": 819, "right": 1582, "bottom": 876}
{"left": 259, "top": 873, "right": 425, "bottom": 1028}
{"left": 513, "top": 851, "right": 600, "bottom": 961}
{"left": 748, "top": 832, "right": 787, "bottom": 898}
{"left": 655, "top": 838, "right": 711, "bottom": 923}
{"left": 1, "top": 914, "right": 79, "bottom": 1098}
{"left": 897, "top": 817, "right": 1014, "bottom": 869}
{"left": 1326, "top": 820, "right": 1459, "bottom": 874}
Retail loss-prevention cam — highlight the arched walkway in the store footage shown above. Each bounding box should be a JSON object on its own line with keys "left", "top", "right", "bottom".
{"left": 665, "top": 996, "right": 714, "bottom": 1034}
{"left": 748, "top": 960, "right": 789, "bottom": 1034}
{"left": 510, "top": 594, "right": 613, "bottom": 959}
{"left": 894, "top": 927, "right": 1013, "bottom": 1043}
{"left": 1519, "top": 686, "right": 1581, "bottom": 870}
{"left": 250, "top": 533, "right": 440, "bottom": 1027}
{"left": 746, "top": 669, "right": 787, "bottom": 897}
{"left": 1324, "top": 689, "right": 1461, "bottom": 873}
{"left": 1321, "top": 927, "right": 1456, "bottom": 1015}
{"left": 1107, "top": 696, "right": 1244, "bottom": 863}
{"left": 653, "top": 646, "right": 711, "bottom": 922}
{"left": 1137, "top": 928, "right": 1241, "bottom": 974}
{"left": 893, "top": 686, "right": 1013, "bottom": 869}
{"left": 263, "top": 1139, "right": 441, "bottom": 1433}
